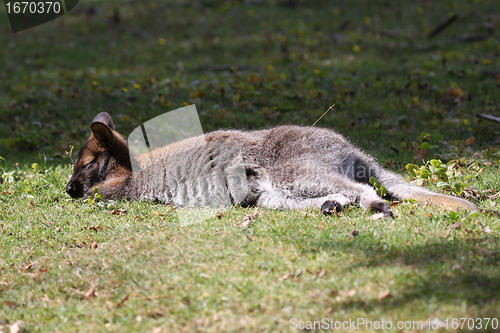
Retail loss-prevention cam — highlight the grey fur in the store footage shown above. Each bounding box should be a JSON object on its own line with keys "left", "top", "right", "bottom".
{"left": 129, "top": 126, "right": 477, "bottom": 210}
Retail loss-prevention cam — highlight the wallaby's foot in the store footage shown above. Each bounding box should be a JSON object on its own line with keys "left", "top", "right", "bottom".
{"left": 370, "top": 201, "right": 393, "bottom": 218}
{"left": 321, "top": 200, "right": 343, "bottom": 216}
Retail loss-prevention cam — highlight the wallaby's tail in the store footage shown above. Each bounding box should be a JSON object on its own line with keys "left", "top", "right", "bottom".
{"left": 374, "top": 167, "right": 478, "bottom": 211}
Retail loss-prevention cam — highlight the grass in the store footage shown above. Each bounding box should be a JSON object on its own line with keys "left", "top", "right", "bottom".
{"left": 1, "top": 0, "right": 500, "bottom": 332}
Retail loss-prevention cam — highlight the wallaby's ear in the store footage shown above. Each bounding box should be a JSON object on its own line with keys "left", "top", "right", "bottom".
{"left": 92, "top": 112, "right": 114, "bottom": 130}
{"left": 91, "top": 116, "right": 115, "bottom": 146}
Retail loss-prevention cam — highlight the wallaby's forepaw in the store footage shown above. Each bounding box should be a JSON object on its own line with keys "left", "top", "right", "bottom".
{"left": 370, "top": 201, "right": 393, "bottom": 218}
{"left": 321, "top": 200, "right": 343, "bottom": 216}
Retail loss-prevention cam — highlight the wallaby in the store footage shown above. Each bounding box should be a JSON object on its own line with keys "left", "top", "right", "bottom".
{"left": 66, "top": 112, "right": 478, "bottom": 217}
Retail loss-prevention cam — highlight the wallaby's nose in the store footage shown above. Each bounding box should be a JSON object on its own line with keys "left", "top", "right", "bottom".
{"left": 66, "top": 182, "right": 75, "bottom": 196}
{"left": 66, "top": 182, "right": 82, "bottom": 198}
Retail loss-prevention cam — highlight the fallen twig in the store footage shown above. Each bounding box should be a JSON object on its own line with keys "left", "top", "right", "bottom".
{"left": 477, "top": 113, "right": 500, "bottom": 124}
{"left": 428, "top": 14, "right": 458, "bottom": 39}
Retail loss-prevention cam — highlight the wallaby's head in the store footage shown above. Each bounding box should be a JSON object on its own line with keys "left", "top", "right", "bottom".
{"left": 66, "top": 112, "right": 132, "bottom": 199}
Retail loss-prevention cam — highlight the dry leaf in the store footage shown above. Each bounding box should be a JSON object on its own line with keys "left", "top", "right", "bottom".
{"left": 84, "top": 288, "right": 97, "bottom": 298}
{"left": 9, "top": 320, "right": 26, "bottom": 333}
{"left": 115, "top": 294, "right": 130, "bottom": 308}
{"left": 368, "top": 213, "right": 385, "bottom": 220}
{"left": 344, "top": 289, "right": 357, "bottom": 297}
{"left": 25, "top": 262, "right": 36, "bottom": 271}
{"left": 316, "top": 269, "right": 326, "bottom": 279}
{"left": 150, "top": 328, "right": 163, "bottom": 333}
{"left": 5, "top": 300, "right": 16, "bottom": 308}
{"left": 90, "top": 241, "right": 98, "bottom": 249}
{"left": 413, "top": 146, "right": 427, "bottom": 160}
{"left": 444, "top": 222, "right": 462, "bottom": 237}
{"left": 237, "top": 210, "right": 262, "bottom": 227}
{"left": 315, "top": 221, "right": 326, "bottom": 229}
{"left": 110, "top": 209, "right": 128, "bottom": 216}
{"left": 465, "top": 136, "right": 475, "bottom": 146}
{"left": 446, "top": 87, "right": 464, "bottom": 97}
{"left": 278, "top": 273, "right": 290, "bottom": 281}
{"left": 377, "top": 290, "right": 391, "bottom": 300}
{"left": 445, "top": 87, "right": 465, "bottom": 104}
{"left": 462, "top": 187, "right": 484, "bottom": 200}
{"left": 88, "top": 225, "right": 102, "bottom": 232}
{"left": 189, "top": 90, "right": 206, "bottom": 98}
{"left": 279, "top": 270, "right": 301, "bottom": 281}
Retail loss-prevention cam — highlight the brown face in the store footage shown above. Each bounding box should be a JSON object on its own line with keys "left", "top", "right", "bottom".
{"left": 66, "top": 138, "right": 109, "bottom": 198}
{"left": 66, "top": 112, "right": 132, "bottom": 199}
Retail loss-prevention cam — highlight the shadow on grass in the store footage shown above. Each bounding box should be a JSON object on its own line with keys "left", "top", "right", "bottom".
{"left": 291, "top": 233, "right": 500, "bottom": 313}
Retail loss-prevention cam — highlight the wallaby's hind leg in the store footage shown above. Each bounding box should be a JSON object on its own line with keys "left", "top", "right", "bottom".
{"left": 320, "top": 195, "right": 392, "bottom": 217}
{"left": 256, "top": 185, "right": 392, "bottom": 217}
{"left": 256, "top": 191, "right": 350, "bottom": 212}
{"left": 255, "top": 164, "right": 392, "bottom": 216}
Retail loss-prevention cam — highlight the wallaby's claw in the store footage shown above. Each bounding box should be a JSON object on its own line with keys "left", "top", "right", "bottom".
{"left": 370, "top": 201, "right": 393, "bottom": 218}
{"left": 321, "top": 200, "right": 342, "bottom": 216}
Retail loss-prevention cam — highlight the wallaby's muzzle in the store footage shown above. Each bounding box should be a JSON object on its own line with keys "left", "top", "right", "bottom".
{"left": 66, "top": 180, "right": 83, "bottom": 198}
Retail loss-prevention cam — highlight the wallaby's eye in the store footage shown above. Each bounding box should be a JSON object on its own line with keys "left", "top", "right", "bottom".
{"left": 83, "top": 161, "right": 94, "bottom": 170}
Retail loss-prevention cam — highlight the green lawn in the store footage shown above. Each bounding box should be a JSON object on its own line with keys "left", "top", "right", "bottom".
{"left": 1, "top": 0, "right": 499, "bottom": 332}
